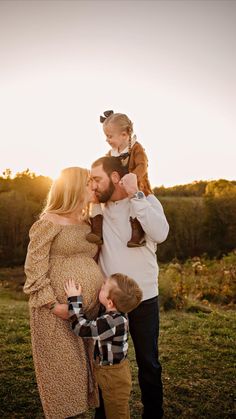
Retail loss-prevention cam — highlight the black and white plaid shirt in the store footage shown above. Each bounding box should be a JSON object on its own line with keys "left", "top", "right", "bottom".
{"left": 68, "top": 296, "right": 129, "bottom": 366}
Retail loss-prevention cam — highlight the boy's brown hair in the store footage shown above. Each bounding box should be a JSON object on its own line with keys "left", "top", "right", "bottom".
{"left": 108, "top": 273, "right": 142, "bottom": 313}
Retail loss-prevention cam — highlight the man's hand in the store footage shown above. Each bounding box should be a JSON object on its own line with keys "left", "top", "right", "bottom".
{"left": 64, "top": 279, "right": 82, "bottom": 298}
{"left": 119, "top": 173, "right": 138, "bottom": 197}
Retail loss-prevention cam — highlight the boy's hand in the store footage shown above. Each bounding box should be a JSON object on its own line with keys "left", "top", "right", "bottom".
{"left": 64, "top": 279, "right": 82, "bottom": 297}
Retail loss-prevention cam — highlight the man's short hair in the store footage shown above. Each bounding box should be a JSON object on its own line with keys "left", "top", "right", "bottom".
{"left": 91, "top": 156, "right": 128, "bottom": 178}
{"left": 108, "top": 273, "right": 143, "bottom": 313}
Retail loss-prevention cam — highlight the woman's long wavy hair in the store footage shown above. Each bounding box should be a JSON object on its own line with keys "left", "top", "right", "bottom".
{"left": 41, "top": 167, "right": 89, "bottom": 218}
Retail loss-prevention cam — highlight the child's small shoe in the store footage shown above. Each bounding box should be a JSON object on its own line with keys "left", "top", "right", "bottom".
{"left": 127, "top": 217, "right": 146, "bottom": 248}
{"left": 86, "top": 214, "right": 103, "bottom": 245}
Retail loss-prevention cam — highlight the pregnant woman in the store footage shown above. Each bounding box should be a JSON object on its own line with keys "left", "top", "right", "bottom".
{"left": 24, "top": 167, "right": 104, "bottom": 419}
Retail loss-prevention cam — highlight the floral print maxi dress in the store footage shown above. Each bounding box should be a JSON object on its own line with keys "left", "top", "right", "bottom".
{"left": 24, "top": 219, "right": 104, "bottom": 419}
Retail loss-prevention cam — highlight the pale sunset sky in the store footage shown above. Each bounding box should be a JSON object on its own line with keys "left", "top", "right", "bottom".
{"left": 0, "top": 0, "right": 235, "bottom": 187}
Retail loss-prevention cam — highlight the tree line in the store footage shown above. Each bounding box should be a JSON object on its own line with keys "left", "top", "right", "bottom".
{"left": 0, "top": 170, "right": 235, "bottom": 266}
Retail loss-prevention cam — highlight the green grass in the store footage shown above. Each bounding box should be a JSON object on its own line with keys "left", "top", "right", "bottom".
{"left": 0, "top": 269, "right": 236, "bottom": 418}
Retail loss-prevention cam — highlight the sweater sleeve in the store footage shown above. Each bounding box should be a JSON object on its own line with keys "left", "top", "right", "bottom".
{"left": 130, "top": 143, "right": 148, "bottom": 182}
{"left": 130, "top": 194, "right": 169, "bottom": 244}
{"left": 24, "top": 219, "right": 62, "bottom": 308}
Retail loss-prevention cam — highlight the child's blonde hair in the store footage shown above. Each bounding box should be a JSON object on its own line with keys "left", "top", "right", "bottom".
{"left": 108, "top": 273, "right": 142, "bottom": 313}
{"left": 41, "top": 167, "right": 89, "bottom": 217}
{"left": 103, "top": 112, "right": 133, "bottom": 138}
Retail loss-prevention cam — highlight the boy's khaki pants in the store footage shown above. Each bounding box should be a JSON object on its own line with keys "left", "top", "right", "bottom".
{"left": 94, "top": 358, "right": 132, "bottom": 419}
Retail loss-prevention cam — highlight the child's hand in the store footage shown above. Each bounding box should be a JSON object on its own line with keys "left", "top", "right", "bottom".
{"left": 64, "top": 279, "right": 82, "bottom": 297}
{"left": 119, "top": 173, "right": 138, "bottom": 197}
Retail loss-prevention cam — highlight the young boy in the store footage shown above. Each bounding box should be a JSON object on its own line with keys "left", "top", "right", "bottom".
{"left": 64, "top": 273, "right": 142, "bottom": 419}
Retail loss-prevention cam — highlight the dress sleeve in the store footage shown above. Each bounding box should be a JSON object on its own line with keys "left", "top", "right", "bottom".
{"left": 24, "top": 219, "right": 62, "bottom": 308}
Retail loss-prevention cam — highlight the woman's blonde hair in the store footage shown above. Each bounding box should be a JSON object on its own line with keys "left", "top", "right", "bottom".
{"left": 41, "top": 167, "right": 89, "bottom": 217}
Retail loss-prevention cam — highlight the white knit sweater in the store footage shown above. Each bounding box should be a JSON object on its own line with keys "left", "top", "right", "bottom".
{"left": 98, "top": 195, "right": 169, "bottom": 301}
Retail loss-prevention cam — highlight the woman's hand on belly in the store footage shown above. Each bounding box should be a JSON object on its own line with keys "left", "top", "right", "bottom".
{"left": 52, "top": 303, "right": 69, "bottom": 320}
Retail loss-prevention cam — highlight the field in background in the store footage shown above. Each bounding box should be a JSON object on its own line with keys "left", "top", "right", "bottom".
{"left": 0, "top": 264, "right": 235, "bottom": 418}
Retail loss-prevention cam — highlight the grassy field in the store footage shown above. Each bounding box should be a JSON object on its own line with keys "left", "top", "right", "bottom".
{"left": 0, "top": 267, "right": 236, "bottom": 418}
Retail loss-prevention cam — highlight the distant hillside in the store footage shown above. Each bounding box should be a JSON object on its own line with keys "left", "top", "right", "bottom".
{"left": 0, "top": 170, "right": 236, "bottom": 265}
{"left": 154, "top": 179, "right": 236, "bottom": 197}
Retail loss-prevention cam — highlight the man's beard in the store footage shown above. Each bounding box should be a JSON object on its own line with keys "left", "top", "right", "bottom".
{"left": 96, "top": 179, "right": 115, "bottom": 203}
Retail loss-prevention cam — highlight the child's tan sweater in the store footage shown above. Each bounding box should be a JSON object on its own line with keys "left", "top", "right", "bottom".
{"left": 109, "top": 141, "right": 152, "bottom": 195}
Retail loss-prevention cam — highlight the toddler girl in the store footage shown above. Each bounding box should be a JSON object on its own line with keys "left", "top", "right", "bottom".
{"left": 87, "top": 110, "right": 152, "bottom": 247}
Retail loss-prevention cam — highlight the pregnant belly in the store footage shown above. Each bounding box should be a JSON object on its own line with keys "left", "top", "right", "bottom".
{"left": 49, "top": 256, "right": 104, "bottom": 313}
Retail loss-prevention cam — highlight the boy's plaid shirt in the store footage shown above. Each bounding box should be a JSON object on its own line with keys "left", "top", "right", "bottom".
{"left": 68, "top": 296, "right": 129, "bottom": 366}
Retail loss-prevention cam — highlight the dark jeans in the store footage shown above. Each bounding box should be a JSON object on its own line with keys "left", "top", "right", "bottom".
{"left": 94, "top": 296, "right": 163, "bottom": 419}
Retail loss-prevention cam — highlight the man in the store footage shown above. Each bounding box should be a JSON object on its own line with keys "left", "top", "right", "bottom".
{"left": 90, "top": 156, "right": 169, "bottom": 419}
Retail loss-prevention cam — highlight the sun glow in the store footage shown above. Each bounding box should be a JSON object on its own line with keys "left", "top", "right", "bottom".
{"left": 0, "top": 1, "right": 235, "bottom": 187}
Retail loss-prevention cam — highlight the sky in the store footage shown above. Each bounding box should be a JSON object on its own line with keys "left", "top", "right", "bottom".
{"left": 0, "top": 0, "right": 235, "bottom": 187}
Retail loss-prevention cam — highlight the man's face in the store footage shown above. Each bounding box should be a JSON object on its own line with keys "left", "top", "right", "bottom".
{"left": 90, "top": 164, "right": 115, "bottom": 203}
